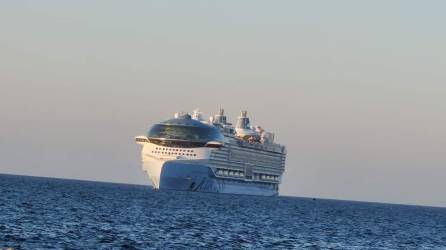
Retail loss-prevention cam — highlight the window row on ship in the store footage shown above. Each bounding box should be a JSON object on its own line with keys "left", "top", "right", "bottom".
{"left": 209, "top": 142, "right": 285, "bottom": 161}
{"left": 225, "top": 141, "right": 286, "bottom": 155}
{"left": 209, "top": 161, "right": 283, "bottom": 176}
{"left": 209, "top": 156, "right": 281, "bottom": 167}
{"left": 151, "top": 147, "right": 197, "bottom": 157}
{"left": 209, "top": 155, "right": 285, "bottom": 171}
{"left": 214, "top": 168, "right": 280, "bottom": 182}
{"left": 217, "top": 178, "right": 279, "bottom": 190}
{"left": 211, "top": 148, "right": 285, "bottom": 166}
{"left": 210, "top": 162, "right": 284, "bottom": 175}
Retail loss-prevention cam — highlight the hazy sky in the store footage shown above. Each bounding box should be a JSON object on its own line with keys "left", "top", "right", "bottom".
{"left": 1, "top": 1, "right": 445, "bottom": 207}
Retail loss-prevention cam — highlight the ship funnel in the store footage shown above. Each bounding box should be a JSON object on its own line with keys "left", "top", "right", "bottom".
{"left": 213, "top": 108, "right": 227, "bottom": 124}
{"left": 236, "top": 111, "right": 250, "bottom": 129}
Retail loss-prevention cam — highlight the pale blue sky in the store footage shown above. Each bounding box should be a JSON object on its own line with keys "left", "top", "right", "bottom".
{"left": 1, "top": 1, "right": 445, "bottom": 207}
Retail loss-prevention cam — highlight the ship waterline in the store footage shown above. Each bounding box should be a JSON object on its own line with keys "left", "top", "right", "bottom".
{"left": 136, "top": 109, "right": 286, "bottom": 196}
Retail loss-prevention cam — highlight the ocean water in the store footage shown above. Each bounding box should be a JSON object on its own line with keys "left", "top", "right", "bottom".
{"left": 1, "top": 174, "right": 445, "bottom": 249}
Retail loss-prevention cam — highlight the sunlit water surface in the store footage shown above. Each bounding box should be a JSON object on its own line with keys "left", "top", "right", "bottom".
{"left": 1, "top": 174, "right": 445, "bottom": 249}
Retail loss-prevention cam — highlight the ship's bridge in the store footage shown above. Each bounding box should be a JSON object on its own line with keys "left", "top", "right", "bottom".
{"left": 147, "top": 115, "right": 224, "bottom": 148}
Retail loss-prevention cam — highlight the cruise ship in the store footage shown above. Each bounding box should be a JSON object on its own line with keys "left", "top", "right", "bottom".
{"left": 135, "top": 109, "right": 287, "bottom": 196}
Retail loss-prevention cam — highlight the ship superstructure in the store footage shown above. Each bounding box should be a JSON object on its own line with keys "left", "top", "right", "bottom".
{"left": 135, "top": 109, "right": 287, "bottom": 196}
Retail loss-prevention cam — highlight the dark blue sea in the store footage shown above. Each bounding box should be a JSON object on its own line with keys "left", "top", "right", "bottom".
{"left": 1, "top": 174, "right": 445, "bottom": 249}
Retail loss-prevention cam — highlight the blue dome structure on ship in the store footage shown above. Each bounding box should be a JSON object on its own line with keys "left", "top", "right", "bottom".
{"left": 147, "top": 113, "right": 224, "bottom": 143}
